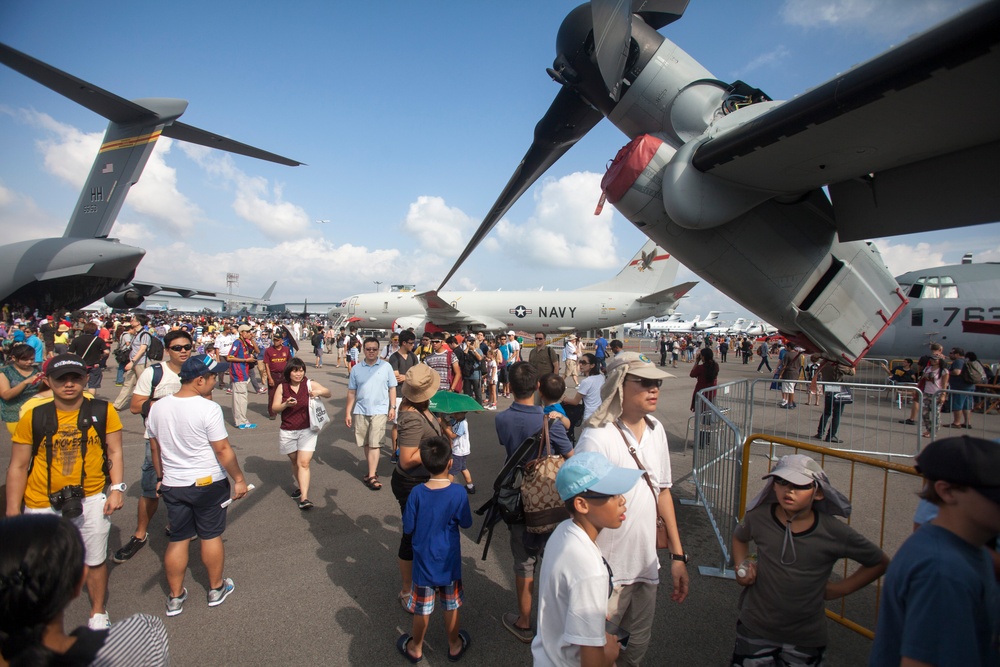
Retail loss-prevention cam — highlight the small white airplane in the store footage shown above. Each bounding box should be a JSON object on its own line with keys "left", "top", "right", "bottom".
{"left": 705, "top": 317, "right": 744, "bottom": 336}
{"left": 648, "top": 312, "right": 699, "bottom": 334}
{"left": 329, "top": 240, "right": 696, "bottom": 334}
{"left": 689, "top": 311, "right": 724, "bottom": 332}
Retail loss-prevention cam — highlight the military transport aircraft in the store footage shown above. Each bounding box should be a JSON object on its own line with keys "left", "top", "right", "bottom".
{"left": 0, "top": 42, "right": 300, "bottom": 311}
{"left": 868, "top": 260, "right": 1000, "bottom": 361}
{"left": 436, "top": 0, "right": 1000, "bottom": 365}
{"left": 330, "top": 240, "right": 695, "bottom": 334}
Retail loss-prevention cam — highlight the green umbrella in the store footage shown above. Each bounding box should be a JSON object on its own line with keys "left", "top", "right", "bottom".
{"left": 429, "top": 392, "right": 485, "bottom": 414}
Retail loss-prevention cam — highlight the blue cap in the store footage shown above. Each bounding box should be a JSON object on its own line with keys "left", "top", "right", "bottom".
{"left": 179, "top": 354, "right": 229, "bottom": 381}
{"left": 555, "top": 451, "right": 644, "bottom": 501}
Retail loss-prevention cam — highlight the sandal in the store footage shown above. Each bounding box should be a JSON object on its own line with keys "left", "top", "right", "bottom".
{"left": 447, "top": 629, "right": 471, "bottom": 662}
{"left": 363, "top": 475, "right": 382, "bottom": 491}
{"left": 396, "top": 634, "right": 422, "bottom": 664}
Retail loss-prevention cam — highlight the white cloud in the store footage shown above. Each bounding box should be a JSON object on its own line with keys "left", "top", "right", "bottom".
{"left": 493, "top": 171, "right": 619, "bottom": 269}
{"left": 872, "top": 239, "right": 947, "bottom": 276}
{"left": 401, "top": 196, "right": 475, "bottom": 256}
{"left": 733, "top": 46, "right": 791, "bottom": 77}
{"left": 0, "top": 180, "right": 65, "bottom": 241}
{"left": 781, "top": 0, "right": 971, "bottom": 37}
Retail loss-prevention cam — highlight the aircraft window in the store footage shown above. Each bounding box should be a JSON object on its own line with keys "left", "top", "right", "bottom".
{"left": 907, "top": 283, "right": 923, "bottom": 298}
{"left": 938, "top": 276, "right": 958, "bottom": 299}
{"left": 909, "top": 276, "right": 959, "bottom": 299}
{"left": 911, "top": 308, "right": 923, "bottom": 327}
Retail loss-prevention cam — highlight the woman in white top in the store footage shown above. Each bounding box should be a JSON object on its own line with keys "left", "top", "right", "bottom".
{"left": 562, "top": 353, "right": 605, "bottom": 424}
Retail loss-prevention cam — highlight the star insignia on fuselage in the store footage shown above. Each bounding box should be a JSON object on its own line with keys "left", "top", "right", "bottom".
{"left": 509, "top": 305, "right": 531, "bottom": 318}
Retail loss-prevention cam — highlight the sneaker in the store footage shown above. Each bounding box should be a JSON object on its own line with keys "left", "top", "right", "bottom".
{"left": 291, "top": 488, "right": 302, "bottom": 499}
{"left": 898, "top": 419, "right": 916, "bottom": 425}
{"left": 88, "top": 612, "right": 111, "bottom": 630}
{"left": 166, "top": 588, "right": 188, "bottom": 617}
{"left": 466, "top": 484, "right": 476, "bottom": 495}
{"left": 114, "top": 382, "right": 124, "bottom": 387}
{"left": 486, "top": 405, "right": 496, "bottom": 411}
{"left": 112, "top": 533, "right": 148, "bottom": 563}
{"left": 501, "top": 612, "right": 534, "bottom": 643}
{"left": 225, "top": 388, "right": 232, "bottom": 394}
{"left": 237, "top": 423, "right": 257, "bottom": 430}
{"left": 207, "top": 578, "right": 235, "bottom": 607}
{"left": 298, "top": 499, "right": 314, "bottom": 510}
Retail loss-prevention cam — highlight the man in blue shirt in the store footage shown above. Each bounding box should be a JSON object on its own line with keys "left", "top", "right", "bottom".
{"left": 346, "top": 337, "right": 397, "bottom": 491}
{"left": 24, "top": 326, "right": 44, "bottom": 363}
{"left": 594, "top": 334, "right": 609, "bottom": 374}
{"left": 494, "top": 362, "right": 573, "bottom": 644}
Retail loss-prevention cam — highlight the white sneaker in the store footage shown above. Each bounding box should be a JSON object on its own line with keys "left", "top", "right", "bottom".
{"left": 88, "top": 612, "right": 111, "bottom": 629}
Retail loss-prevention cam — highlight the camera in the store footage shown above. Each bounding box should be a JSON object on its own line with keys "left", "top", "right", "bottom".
{"left": 49, "top": 485, "right": 85, "bottom": 519}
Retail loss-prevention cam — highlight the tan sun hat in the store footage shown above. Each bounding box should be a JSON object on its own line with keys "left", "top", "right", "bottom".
{"left": 403, "top": 364, "right": 439, "bottom": 403}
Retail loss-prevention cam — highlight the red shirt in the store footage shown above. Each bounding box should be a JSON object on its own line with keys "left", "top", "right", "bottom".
{"left": 264, "top": 345, "right": 291, "bottom": 378}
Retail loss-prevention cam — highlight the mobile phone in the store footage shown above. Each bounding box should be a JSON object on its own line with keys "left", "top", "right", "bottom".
{"left": 287, "top": 398, "right": 297, "bottom": 404}
{"left": 606, "top": 619, "right": 630, "bottom": 649}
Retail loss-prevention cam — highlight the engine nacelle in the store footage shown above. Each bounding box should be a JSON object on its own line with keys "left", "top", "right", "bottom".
{"left": 105, "top": 289, "right": 144, "bottom": 309}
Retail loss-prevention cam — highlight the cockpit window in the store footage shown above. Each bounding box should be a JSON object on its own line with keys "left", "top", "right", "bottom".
{"left": 906, "top": 276, "right": 958, "bottom": 299}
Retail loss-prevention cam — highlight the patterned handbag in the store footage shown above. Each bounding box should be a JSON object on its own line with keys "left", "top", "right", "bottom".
{"left": 522, "top": 418, "right": 570, "bottom": 534}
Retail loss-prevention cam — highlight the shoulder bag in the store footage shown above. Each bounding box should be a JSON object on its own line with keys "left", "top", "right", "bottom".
{"left": 522, "top": 418, "right": 570, "bottom": 534}
{"left": 307, "top": 380, "right": 330, "bottom": 432}
{"left": 615, "top": 423, "right": 669, "bottom": 550}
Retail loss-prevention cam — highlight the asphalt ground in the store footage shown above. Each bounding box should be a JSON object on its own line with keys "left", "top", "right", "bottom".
{"left": 12, "top": 345, "right": 913, "bottom": 666}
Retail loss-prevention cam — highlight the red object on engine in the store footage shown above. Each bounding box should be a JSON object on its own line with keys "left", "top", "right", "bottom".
{"left": 600, "top": 135, "right": 665, "bottom": 205}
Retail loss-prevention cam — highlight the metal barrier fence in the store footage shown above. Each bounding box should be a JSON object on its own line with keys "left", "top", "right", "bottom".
{"left": 736, "top": 435, "right": 919, "bottom": 639}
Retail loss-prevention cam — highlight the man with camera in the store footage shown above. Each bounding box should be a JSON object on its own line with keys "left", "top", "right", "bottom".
{"left": 5, "top": 353, "right": 126, "bottom": 630}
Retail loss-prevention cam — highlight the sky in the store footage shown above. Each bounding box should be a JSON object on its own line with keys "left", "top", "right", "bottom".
{"left": 1, "top": 0, "right": 997, "bottom": 323}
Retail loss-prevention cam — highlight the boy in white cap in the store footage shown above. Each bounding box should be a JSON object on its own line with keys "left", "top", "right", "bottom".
{"left": 532, "top": 451, "right": 644, "bottom": 667}
{"left": 870, "top": 436, "right": 1000, "bottom": 667}
{"left": 732, "top": 454, "right": 889, "bottom": 666}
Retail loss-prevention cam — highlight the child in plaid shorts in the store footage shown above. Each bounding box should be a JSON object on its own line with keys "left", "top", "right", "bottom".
{"left": 398, "top": 435, "right": 473, "bottom": 663}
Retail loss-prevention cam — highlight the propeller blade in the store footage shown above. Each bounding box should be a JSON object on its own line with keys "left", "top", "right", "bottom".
{"left": 633, "top": 0, "right": 690, "bottom": 30}
{"left": 437, "top": 88, "right": 604, "bottom": 291}
{"left": 592, "top": 0, "right": 633, "bottom": 101}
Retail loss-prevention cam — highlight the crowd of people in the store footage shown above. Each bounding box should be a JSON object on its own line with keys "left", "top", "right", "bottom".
{"left": 0, "top": 309, "right": 997, "bottom": 666}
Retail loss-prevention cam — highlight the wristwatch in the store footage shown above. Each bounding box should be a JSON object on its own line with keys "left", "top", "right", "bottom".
{"left": 670, "top": 552, "right": 690, "bottom": 563}
{"left": 109, "top": 483, "right": 127, "bottom": 493}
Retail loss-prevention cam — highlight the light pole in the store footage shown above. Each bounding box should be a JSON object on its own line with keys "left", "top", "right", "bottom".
{"left": 373, "top": 281, "right": 382, "bottom": 292}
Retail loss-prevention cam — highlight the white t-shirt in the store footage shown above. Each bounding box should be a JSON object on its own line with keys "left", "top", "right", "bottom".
{"left": 577, "top": 374, "right": 605, "bottom": 422}
{"left": 508, "top": 338, "right": 521, "bottom": 361}
{"left": 564, "top": 341, "right": 578, "bottom": 361}
{"left": 575, "top": 416, "right": 673, "bottom": 585}
{"left": 451, "top": 420, "right": 470, "bottom": 457}
{"left": 147, "top": 394, "right": 229, "bottom": 486}
{"left": 214, "top": 334, "right": 234, "bottom": 357}
{"left": 531, "top": 520, "right": 610, "bottom": 667}
{"left": 134, "top": 363, "right": 182, "bottom": 438}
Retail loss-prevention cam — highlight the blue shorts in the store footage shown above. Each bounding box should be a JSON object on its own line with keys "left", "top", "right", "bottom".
{"left": 404, "top": 580, "right": 463, "bottom": 616}
{"left": 450, "top": 454, "right": 468, "bottom": 475}
{"left": 950, "top": 392, "right": 973, "bottom": 411}
{"left": 161, "top": 479, "right": 230, "bottom": 541}
{"left": 140, "top": 439, "right": 158, "bottom": 498}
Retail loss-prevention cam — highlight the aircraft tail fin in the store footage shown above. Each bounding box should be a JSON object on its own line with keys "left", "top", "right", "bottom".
{"left": 580, "top": 240, "right": 679, "bottom": 294}
{"left": 261, "top": 281, "right": 277, "bottom": 301}
{"left": 0, "top": 41, "right": 301, "bottom": 241}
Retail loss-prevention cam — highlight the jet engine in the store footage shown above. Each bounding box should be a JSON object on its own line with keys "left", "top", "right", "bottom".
{"left": 105, "top": 289, "right": 144, "bottom": 309}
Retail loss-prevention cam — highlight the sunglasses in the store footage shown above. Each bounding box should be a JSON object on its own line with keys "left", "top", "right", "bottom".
{"left": 773, "top": 478, "right": 816, "bottom": 491}
{"left": 625, "top": 378, "right": 662, "bottom": 389}
{"left": 431, "top": 339, "right": 444, "bottom": 344}
{"left": 169, "top": 344, "right": 194, "bottom": 352}
{"left": 364, "top": 347, "right": 379, "bottom": 352}
{"left": 535, "top": 337, "right": 545, "bottom": 340}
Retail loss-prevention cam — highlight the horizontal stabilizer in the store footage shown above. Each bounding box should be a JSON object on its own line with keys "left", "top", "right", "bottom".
{"left": 635, "top": 281, "right": 697, "bottom": 304}
{"left": 162, "top": 122, "right": 302, "bottom": 167}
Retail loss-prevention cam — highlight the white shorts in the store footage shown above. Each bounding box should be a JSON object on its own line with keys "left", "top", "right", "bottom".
{"left": 26, "top": 493, "right": 111, "bottom": 567}
{"left": 781, "top": 381, "right": 796, "bottom": 394}
{"left": 279, "top": 428, "right": 318, "bottom": 455}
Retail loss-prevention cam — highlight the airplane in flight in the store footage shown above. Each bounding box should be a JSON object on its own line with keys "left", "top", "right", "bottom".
{"left": 868, "top": 259, "right": 1000, "bottom": 361}
{"left": 329, "top": 240, "right": 696, "bottom": 334}
{"left": 436, "top": 0, "right": 1000, "bottom": 365}
{"left": 0, "top": 42, "right": 301, "bottom": 311}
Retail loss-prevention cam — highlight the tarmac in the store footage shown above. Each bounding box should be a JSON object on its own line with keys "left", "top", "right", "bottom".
{"left": 51, "top": 345, "right": 898, "bottom": 666}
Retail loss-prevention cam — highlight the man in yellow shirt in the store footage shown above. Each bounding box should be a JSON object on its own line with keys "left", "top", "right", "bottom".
{"left": 5, "top": 353, "right": 126, "bottom": 630}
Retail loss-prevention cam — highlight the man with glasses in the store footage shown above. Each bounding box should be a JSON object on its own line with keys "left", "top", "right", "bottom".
{"left": 528, "top": 332, "right": 560, "bottom": 378}
{"left": 113, "top": 329, "right": 194, "bottom": 563}
{"left": 7, "top": 354, "right": 126, "bottom": 629}
{"left": 415, "top": 334, "right": 433, "bottom": 362}
{"left": 576, "top": 352, "right": 689, "bottom": 666}
{"left": 346, "top": 337, "right": 398, "bottom": 490}
{"left": 424, "top": 334, "right": 462, "bottom": 392}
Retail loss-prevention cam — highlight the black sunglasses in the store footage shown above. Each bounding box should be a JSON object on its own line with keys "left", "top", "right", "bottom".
{"left": 364, "top": 347, "right": 379, "bottom": 352}
{"left": 169, "top": 344, "right": 194, "bottom": 352}
{"left": 625, "top": 377, "right": 662, "bottom": 389}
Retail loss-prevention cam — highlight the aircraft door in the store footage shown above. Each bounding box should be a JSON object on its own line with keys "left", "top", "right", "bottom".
{"left": 347, "top": 296, "right": 358, "bottom": 316}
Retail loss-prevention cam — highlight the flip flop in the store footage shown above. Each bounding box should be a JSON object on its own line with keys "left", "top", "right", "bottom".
{"left": 396, "top": 634, "right": 422, "bottom": 664}
{"left": 447, "top": 629, "right": 471, "bottom": 662}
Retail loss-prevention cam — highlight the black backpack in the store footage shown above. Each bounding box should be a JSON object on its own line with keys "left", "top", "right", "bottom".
{"left": 29, "top": 398, "right": 110, "bottom": 486}
{"left": 142, "top": 332, "right": 165, "bottom": 362}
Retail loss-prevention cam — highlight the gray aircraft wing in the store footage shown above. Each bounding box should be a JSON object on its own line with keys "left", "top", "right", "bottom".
{"left": 691, "top": 0, "right": 1000, "bottom": 241}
